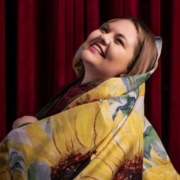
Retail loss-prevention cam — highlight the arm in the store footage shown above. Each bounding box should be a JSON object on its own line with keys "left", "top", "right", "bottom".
{"left": 12, "top": 116, "right": 38, "bottom": 129}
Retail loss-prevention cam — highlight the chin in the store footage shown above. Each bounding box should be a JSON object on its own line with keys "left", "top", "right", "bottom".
{"left": 81, "top": 49, "right": 94, "bottom": 63}
{"left": 81, "top": 49, "right": 103, "bottom": 66}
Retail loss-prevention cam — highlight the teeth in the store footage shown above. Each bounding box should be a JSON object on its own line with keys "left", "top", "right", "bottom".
{"left": 92, "top": 44, "right": 102, "bottom": 55}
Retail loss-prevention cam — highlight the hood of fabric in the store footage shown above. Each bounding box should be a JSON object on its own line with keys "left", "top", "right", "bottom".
{"left": 2, "top": 36, "right": 179, "bottom": 180}
{"left": 73, "top": 37, "right": 162, "bottom": 84}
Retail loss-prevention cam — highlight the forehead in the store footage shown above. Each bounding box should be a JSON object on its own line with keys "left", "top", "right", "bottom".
{"left": 106, "top": 19, "right": 138, "bottom": 36}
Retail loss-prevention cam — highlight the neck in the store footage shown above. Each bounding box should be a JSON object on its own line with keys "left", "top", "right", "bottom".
{"left": 81, "top": 62, "right": 107, "bottom": 84}
{"left": 81, "top": 72, "right": 106, "bottom": 84}
{"left": 81, "top": 74, "right": 96, "bottom": 84}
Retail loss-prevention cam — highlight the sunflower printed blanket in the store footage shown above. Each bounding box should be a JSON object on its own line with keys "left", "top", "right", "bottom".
{"left": 0, "top": 72, "right": 180, "bottom": 179}
{"left": 1, "top": 37, "right": 180, "bottom": 179}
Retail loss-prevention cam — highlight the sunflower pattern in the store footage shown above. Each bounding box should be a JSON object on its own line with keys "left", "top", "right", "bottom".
{"left": 0, "top": 72, "right": 179, "bottom": 180}
{"left": 0, "top": 41, "right": 179, "bottom": 179}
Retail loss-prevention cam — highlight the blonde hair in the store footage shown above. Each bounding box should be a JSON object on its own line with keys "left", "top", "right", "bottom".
{"left": 105, "top": 18, "right": 158, "bottom": 75}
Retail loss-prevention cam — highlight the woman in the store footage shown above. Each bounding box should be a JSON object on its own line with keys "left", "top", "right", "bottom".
{"left": 1, "top": 18, "right": 179, "bottom": 180}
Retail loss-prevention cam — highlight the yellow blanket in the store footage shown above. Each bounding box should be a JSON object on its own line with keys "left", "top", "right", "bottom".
{"left": 0, "top": 40, "right": 179, "bottom": 179}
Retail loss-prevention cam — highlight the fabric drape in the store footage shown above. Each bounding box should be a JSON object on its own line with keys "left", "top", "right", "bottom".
{"left": 1, "top": 42, "right": 179, "bottom": 179}
{"left": 0, "top": 0, "right": 180, "bottom": 173}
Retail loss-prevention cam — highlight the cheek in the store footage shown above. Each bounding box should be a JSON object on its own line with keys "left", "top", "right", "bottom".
{"left": 85, "top": 30, "right": 100, "bottom": 43}
{"left": 108, "top": 47, "right": 124, "bottom": 62}
{"left": 112, "top": 47, "right": 133, "bottom": 64}
{"left": 108, "top": 49, "right": 132, "bottom": 72}
{"left": 80, "top": 49, "right": 97, "bottom": 64}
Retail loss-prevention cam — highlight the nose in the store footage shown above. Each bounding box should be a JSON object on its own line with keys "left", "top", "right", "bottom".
{"left": 99, "top": 33, "right": 111, "bottom": 45}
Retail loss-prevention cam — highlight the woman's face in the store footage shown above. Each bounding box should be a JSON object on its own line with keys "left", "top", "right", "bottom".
{"left": 81, "top": 19, "right": 138, "bottom": 80}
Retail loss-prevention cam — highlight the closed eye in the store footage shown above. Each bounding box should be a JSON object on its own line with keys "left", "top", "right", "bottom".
{"left": 100, "top": 26, "right": 108, "bottom": 33}
{"left": 116, "top": 38, "right": 124, "bottom": 47}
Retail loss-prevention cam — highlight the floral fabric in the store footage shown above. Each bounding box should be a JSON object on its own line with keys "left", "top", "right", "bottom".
{"left": 0, "top": 39, "right": 179, "bottom": 180}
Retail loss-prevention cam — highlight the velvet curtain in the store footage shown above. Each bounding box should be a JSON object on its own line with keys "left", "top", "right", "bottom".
{"left": 0, "top": 0, "right": 180, "bottom": 173}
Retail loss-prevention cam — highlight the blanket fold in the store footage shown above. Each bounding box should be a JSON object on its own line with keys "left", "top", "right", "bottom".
{"left": 1, "top": 40, "right": 179, "bottom": 179}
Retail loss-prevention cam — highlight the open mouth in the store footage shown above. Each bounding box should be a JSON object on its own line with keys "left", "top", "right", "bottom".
{"left": 90, "top": 42, "right": 105, "bottom": 58}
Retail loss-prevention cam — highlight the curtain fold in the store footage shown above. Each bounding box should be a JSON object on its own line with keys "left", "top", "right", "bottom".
{"left": 145, "top": 0, "right": 162, "bottom": 137}
{"left": 0, "top": 0, "right": 180, "bottom": 173}
{"left": 17, "top": 0, "right": 38, "bottom": 116}
{"left": 65, "top": 0, "right": 75, "bottom": 84}
{"left": 85, "top": 0, "right": 99, "bottom": 35}
{"left": 123, "top": 0, "right": 139, "bottom": 17}
{"left": 169, "top": 0, "right": 180, "bottom": 171}
{"left": 0, "top": 0, "right": 6, "bottom": 140}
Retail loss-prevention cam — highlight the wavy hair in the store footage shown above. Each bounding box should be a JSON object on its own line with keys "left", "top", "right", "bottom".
{"left": 104, "top": 17, "right": 158, "bottom": 75}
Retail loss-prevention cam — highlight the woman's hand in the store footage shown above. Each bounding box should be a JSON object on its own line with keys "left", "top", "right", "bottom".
{"left": 12, "top": 116, "right": 38, "bottom": 129}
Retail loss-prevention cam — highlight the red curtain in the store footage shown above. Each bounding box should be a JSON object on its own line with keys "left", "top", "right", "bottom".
{"left": 169, "top": 0, "right": 180, "bottom": 171}
{"left": 0, "top": 0, "right": 6, "bottom": 141}
{"left": 0, "top": 0, "right": 180, "bottom": 173}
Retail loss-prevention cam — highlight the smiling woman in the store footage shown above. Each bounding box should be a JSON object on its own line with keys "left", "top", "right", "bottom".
{"left": 1, "top": 18, "right": 180, "bottom": 180}
{"left": 81, "top": 19, "right": 137, "bottom": 83}
{"left": 81, "top": 18, "right": 157, "bottom": 84}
